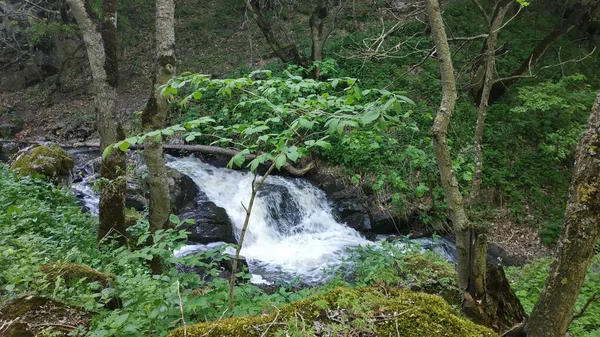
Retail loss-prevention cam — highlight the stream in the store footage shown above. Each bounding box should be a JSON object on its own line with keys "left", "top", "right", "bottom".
{"left": 67, "top": 151, "right": 458, "bottom": 284}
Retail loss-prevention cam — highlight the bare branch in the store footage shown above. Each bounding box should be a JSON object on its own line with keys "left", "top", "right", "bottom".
{"left": 572, "top": 293, "right": 598, "bottom": 322}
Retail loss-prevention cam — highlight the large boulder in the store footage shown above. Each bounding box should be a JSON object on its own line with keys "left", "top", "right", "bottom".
{"left": 306, "top": 170, "right": 372, "bottom": 232}
{"left": 10, "top": 145, "right": 74, "bottom": 185}
{"left": 178, "top": 192, "right": 236, "bottom": 244}
{"left": 0, "top": 296, "right": 91, "bottom": 337}
{"left": 125, "top": 167, "right": 200, "bottom": 212}
{"left": 168, "top": 287, "right": 496, "bottom": 337}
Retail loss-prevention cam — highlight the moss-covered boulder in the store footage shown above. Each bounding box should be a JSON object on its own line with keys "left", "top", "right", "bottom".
{"left": 10, "top": 145, "right": 74, "bottom": 185}
{"left": 169, "top": 287, "right": 497, "bottom": 337}
{"left": 0, "top": 296, "right": 91, "bottom": 337}
{"left": 40, "top": 262, "right": 115, "bottom": 287}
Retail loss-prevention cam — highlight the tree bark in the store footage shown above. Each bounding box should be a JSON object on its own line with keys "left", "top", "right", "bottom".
{"left": 309, "top": 0, "right": 332, "bottom": 79}
{"left": 523, "top": 94, "right": 600, "bottom": 336}
{"left": 426, "top": 0, "right": 524, "bottom": 331}
{"left": 141, "top": 0, "right": 176, "bottom": 274}
{"left": 67, "top": 0, "right": 126, "bottom": 245}
{"left": 469, "top": 1, "right": 511, "bottom": 204}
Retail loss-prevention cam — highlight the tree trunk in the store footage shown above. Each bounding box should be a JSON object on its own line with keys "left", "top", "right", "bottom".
{"left": 523, "top": 94, "right": 600, "bottom": 336}
{"left": 67, "top": 0, "right": 127, "bottom": 245}
{"left": 426, "top": 0, "right": 524, "bottom": 331}
{"left": 309, "top": 0, "right": 328, "bottom": 79}
{"left": 489, "top": 2, "right": 598, "bottom": 102}
{"left": 469, "top": 1, "right": 511, "bottom": 204}
{"left": 141, "top": 0, "right": 176, "bottom": 273}
{"left": 142, "top": 1, "right": 175, "bottom": 235}
{"left": 243, "top": 0, "right": 310, "bottom": 68}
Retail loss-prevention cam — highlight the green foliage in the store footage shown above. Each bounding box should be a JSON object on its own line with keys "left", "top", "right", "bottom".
{"left": 483, "top": 75, "right": 596, "bottom": 243}
{"left": 506, "top": 255, "right": 600, "bottom": 336}
{"left": 115, "top": 71, "right": 415, "bottom": 178}
{"left": 26, "top": 19, "right": 77, "bottom": 48}
{"left": 339, "top": 239, "right": 458, "bottom": 303}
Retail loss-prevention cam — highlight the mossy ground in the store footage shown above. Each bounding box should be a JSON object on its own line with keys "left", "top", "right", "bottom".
{"left": 0, "top": 296, "right": 91, "bottom": 337}
{"left": 169, "top": 287, "right": 497, "bottom": 337}
{"left": 10, "top": 145, "right": 73, "bottom": 185}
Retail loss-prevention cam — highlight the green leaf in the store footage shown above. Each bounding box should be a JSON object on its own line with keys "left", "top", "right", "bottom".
{"left": 102, "top": 146, "right": 112, "bottom": 159}
{"left": 117, "top": 141, "right": 130, "bottom": 152}
{"left": 162, "top": 128, "right": 175, "bottom": 136}
{"left": 231, "top": 153, "right": 246, "bottom": 168}
{"left": 249, "top": 159, "right": 260, "bottom": 172}
{"left": 362, "top": 110, "right": 380, "bottom": 124}
{"left": 275, "top": 155, "right": 286, "bottom": 170}
{"left": 315, "top": 140, "right": 331, "bottom": 149}
{"left": 332, "top": 79, "right": 339, "bottom": 88}
{"left": 185, "top": 134, "right": 196, "bottom": 142}
{"left": 382, "top": 97, "right": 396, "bottom": 111}
{"left": 298, "top": 119, "right": 314, "bottom": 130}
{"left": 169, "top": 214, "right": 181, "bottom": 224}
{"left": 192, "top": 91, "right": 203, "bottom": 100}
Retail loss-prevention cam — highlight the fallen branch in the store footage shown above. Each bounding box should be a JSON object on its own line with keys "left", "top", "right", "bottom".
{"left": 0, "top": 139, "right": 314, "bottom": 176}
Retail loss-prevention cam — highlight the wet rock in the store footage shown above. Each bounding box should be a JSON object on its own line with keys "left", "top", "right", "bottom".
{"left": 0, "top": 296, "right": 91, "bottom": 337}
{"left": 126, "top": 177, "right": 147, "bottom": 211}
{"left": 10, "top": 145, "right": 74, "bottom": 185}
{"left": 178, "top": 192, "right": 236, "bottom": 244}
{"left": 258, "top": 183, "right": 303, "bottom": 234}
{"left": 168, "top": 168, "right": 199, "bottom": 213}
{"left": 306, "top": 171, "right": 371, "bottom": 232}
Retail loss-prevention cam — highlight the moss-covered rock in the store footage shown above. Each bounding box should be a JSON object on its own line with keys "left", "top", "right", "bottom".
{"left": 0, "top": 296, "right": 91, "bottom": 337}
{"left": 40, "top": 262, "right": 115, "bottom": 287}
{"left": 10, "top": 145, "right": 74, "bottom": 185}
{"left": 169, "top": 287, "right": 497, "bottom": 337}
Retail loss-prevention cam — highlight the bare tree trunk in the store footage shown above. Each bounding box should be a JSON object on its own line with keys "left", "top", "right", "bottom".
{"left": 523, "top": 94, "right": 600, "bottom": 336}
{"left": 426, "top": 0, "right": 524, "bottom": 331}
{"left": 469, "top": 1, "right": 511, "bottom": 204}
{"left": 243, "top": 0, "right": 310, "bottom": 68}
{"left": 67, "top": 0, "right": 127, "bottom": 245}
{"left": 309, "top": 0, "right": 329, "bottom": 79}
{"left": 141, "top": 0, "right": 175, "bottom": 274}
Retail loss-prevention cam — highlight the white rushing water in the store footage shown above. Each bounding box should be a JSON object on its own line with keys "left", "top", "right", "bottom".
{"left": 167, "top": 156, "right": 372, "bottom": 284}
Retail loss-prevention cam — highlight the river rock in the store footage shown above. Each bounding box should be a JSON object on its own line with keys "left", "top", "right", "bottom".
{"left": 178, "top": 192, "right": 236, "bottom": 244}
{"left": 306, "top": 171, "right": 372, "bottom": 232}
{"left": 125, "top": 166, "right": 200, "bottom": 212}
{"left": 10, "top": 145, "right": 73, "bottom": 185}
{"left": 258, "top": 183, "right": 303, "bottom": 234}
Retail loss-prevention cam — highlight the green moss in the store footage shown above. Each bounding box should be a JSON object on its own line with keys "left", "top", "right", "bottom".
{"left": 10, "top": 145, "right": 74, "bottom": 185}
{"left": 40, "top": 263, "right": 115, "bottom": 287}
{"left": 168, "top": 287, "right": 497, "bottom": 337}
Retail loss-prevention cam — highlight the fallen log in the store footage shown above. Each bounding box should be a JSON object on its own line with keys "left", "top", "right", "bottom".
{"left": 0, "top": 139, "right": 314, "bottom": 176}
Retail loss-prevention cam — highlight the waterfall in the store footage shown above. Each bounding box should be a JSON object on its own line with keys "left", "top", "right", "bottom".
{"left": 168, "top": 157, "right": 372, "bottom": 284}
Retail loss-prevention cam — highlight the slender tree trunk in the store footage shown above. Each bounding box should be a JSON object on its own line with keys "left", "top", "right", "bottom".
{"left": 141, "top": 0, "right": 176, "bottom": 273}
{"left": 243, "top": 0, "right": 310, "bottom": 68}
{"left": 309, "top": 0, "right": 328, "bottom": 79}
{"left": 426, "top": 0, "right": 524, "bottom": 331}
{"left": 523, "top": 94, "right": 600, "bottom": 336}
{"left": 67, "top": 0, "right": 127, "bottom": 245}
{"left": 469, "top": 1, "right": 511, "bottom": 204}
{"left": 229, "top": 161, "right": 277, "bottom": 310}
